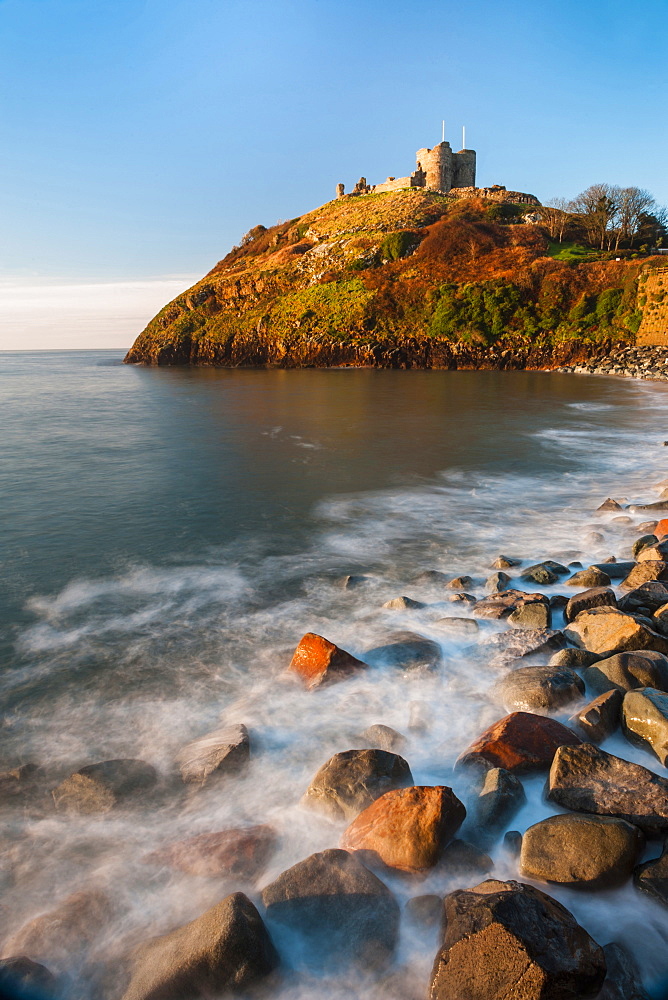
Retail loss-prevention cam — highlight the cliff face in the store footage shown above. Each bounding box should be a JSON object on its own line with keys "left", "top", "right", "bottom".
{"left": 124, "top": 189, "right": 646, "bottom": 368}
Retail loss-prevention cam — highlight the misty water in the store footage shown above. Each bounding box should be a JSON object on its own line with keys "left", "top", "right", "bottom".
{"left": 4, "top": 350, "right": 668, "bottom": 997}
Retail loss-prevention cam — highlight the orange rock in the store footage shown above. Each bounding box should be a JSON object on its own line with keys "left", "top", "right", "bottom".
{"left": 340, "top": 786, "right": 465, "bottom": 873}
{"left": 145, "top": 825, "right": 276, "bottom": 878}
{"left": 456, "top": 712, "right": 581, "bottom": 773}
{"left": 656, "top": 519, "right": 668, "bottom": 539}
{"left": 289, "top": 633, "right": 366, "bottom": 690}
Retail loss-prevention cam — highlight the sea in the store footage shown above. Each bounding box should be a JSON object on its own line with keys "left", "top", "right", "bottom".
{"left": 3, "top": 349, "right": 668, "bottom": 997}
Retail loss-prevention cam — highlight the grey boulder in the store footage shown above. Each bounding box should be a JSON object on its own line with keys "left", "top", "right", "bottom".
{"left": 565, "top": 586, "right": 616, "bottom": 623}
{"left": 364, "top": 631, "right": 442, "bottom": 672}
{"left": 569, "top": 689, "right": 622, "bottom": 742}
{"left": 519, "top": 813, "right": 643, "bottom": 887}
{"left": 176, "top": 724, "right": 249, "bottom": 786}
{"left": 52, "top": 759, "right": 157, "bottom": 814}
{"left": 622, "top": 687, "right": 668, "bottom": 765}
{"left": 472, "top": 767, "right": 525, "bottom": 843}
{"left": 495, "top": 665, "right": 584, "bottom": 714}
{"left": 583, "top": 650, "right": 668, "bottom": 694}
{"left": 302, "top": 748, "right": 412, "bottom": 821}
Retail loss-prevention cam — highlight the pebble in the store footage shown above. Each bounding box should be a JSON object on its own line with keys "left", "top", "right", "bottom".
{"left": 553, "top": 345, "right": 668, "bottom": 380}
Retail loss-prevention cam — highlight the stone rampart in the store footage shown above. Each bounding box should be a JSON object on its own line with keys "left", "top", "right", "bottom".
{"left": 637, "top": 268, "right": 668, "bottom": 346}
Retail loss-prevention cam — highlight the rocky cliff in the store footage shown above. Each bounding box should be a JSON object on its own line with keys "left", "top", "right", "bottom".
{"left": 124, "top": 189, "right": 650, "bottom": 368}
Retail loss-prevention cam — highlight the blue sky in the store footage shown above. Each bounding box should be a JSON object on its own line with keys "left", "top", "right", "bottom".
{"left": 1, "top": 0, "right": 666, "bottom": 346}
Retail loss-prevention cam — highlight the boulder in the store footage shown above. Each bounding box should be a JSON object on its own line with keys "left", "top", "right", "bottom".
{"left": 355, "top": 724, "right": 407, "bottom": 753}
{"left": 481, "top": 628, "right": 567, "bottom": 663}
{"left": 438, "top": 839, "right": 493, "bottom": 879}
{"left": 592, "top": 561, "right": 635, "bottom": 580}
{"left": 548, "top": 743, "right": 668, "bottom": 834}
{"left": 504, "top": 830, "right": 523, "bottom": 856}
{"left": 653, "top": 600, "right": 668, "bottom": 632}
{"left": 494, "top": 665, "right": 584, "bottom": 714}
{"left": 176, "top": 725, "right": 249, "bottom": 786}
{"left": 447, "top": 592, "right": 476, "bottom": 604}
{"left": 261, "top": 849, "right": 399, "bottom": 969}
{"left": 340, "top": 785, "right": 466, "bottom": 873}
{"left": 583, "top": 650, "right": 668, "bottom": 694}
{"left": 618, "top": 580, "right": 668, "bottom": 613}
{"left": 120, "top": 892, "right": 277, "bottom": 1000}
{"left": 413, "top": 570, "right": 449, "bottom": 585}
{"left": 429, "top": 879, "right": 606, "bottom": 1000}
{"left": 632, "top": 534, "right": 658, "bottom": 558}
{"left": 519, "top": 813, "right": 643, "bottom": 887}
{"left": 638, "top": 520, "right": 659, "bottom": 533}
{"left": 623, "top": 687, "right": 668, "bottom": 765}
{"left": 569, "top": 689, "right": 622, "bottom": 742}
{"left": 340, "top": 574, "right": 370, "bottom": 590}
{"left": 302, "top": 749, "right": 412, "bottom": 821}
{"left": 629, "top": 500, "right": 668, "bottom": 511}
{"left": 520, "top": 564, "right": 559, "bottom": 585}
{"left": 1, "top": 889, "right": 112, "bottom": 969}
{"left": 485, "top": 572, "right": 511, "bottom": 593}
{"left": 634, "top": 844, "right": 668, "bottom": 906}
{"left": 597, "top": 498, "right": 624, "bottom": 511}
{"left": 145, "top": 825, "right": 276, "bottom": 878}
{"left": 566, "top": 567, "right": 612, "bottom": 588}
{"left": 564, "top": 606, "right": 668, "bottom": 656}
{"left": 405, "top": 895, "right": 443, "bottom": 928}
{"left": 364, "top": 632, "right": 442, "bottom": 672}
{"left": 598, "top": 942, "right": 650, "bottom": 1000}
{"left": 288, "top": 632, "right": 366, "bottom": 689}
{"left": 447, "top": 575, "right": 473, "bottom": 590}
{"left": 0, "top": 958, "right": 57, "bottom": 998}
{"left": 473, "top": 590, "right": 548, "bottom": 620}
{"left": 565, "top": 587, "right": 617, "bottom": 623}
{"left": 656, "top": 518, "right": 668, "bottom": 538}
{"left": 637, "top": 541, "right": 668, "bottom": 562}
{"left": 0, "top": 763, "right": 41, "bottom": 805}
{"left": 433, "top": 617, "right": 479, "bottom": 636}
{"left": 549, "top": 647, "right": 601, "bottom": 668}
{"left": 472, "top": 767, "right": 525, "bottom": 840}
{"left": 382, "top": 596, "right": 425, "bottom": 610}
{"left": 52, "top": 759, "right": 157, "bottom": 813}
{"left": 620, "top": 561, "right": 668, "bottom": 589}
{"left": 491, "top": 555, "right": 521, "bottom": 569}
{"left": 456, "top": 712, "right": 581, "bottom": 773}
{"left": 507, "top": 601, "right": 551, "bottom": 629}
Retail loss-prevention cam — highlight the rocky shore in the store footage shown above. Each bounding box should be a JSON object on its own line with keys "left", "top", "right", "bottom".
{"left": 553, "top": 345, "right": 668, "bottom": 380}
{"left": 7, "top": 489, "right": 668, "bottom": 997}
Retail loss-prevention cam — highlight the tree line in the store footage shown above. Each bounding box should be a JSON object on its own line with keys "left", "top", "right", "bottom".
{"left": 539, "top": 184, "right": 667, "bottom": 252}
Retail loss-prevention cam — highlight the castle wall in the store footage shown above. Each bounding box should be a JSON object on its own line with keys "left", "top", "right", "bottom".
{"left": 453, "top": 150, "right": 476, "bottom": 188}
{"left": 373, "top": 175, "right": 416, "bottom": 194}
{"left": 417, "top": 143, "right": 453, "bottom": 193}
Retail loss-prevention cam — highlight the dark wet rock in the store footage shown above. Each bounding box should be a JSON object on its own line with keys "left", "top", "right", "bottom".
{"left": 356, "top": 724, "right": 407, "bottom": 753}
{"left": 288, "top": 632, "right": 366, "bottom": 689}
{"left": 598, "top": 942, "right": 650, "bottom": 1000}
{"left": 364, "top": 631, "right": 442, "bottom": 672}
{"left": 637, "top": 540, "right": 668, "bottom": 562}
{"left": 653, "top": 601, "right": 668, "bottom": 633}
{"left": 1, "top": 888, "right": 113, "bottom": 970}
{"left": 618, "top": 580, "right": 668, "bottom": 613}
{"left": 413, "top": 570, "right": 449, "bottom": 585}
{"left": 434, "top": 617, "right": 479, "bottom": 636}
{"left": 591, "top": 561, "right": 635, "bottom": 581}
{"left": 341, "top": 574, "right": 371, "bottom": 590}
{"left": 583, "top": 650, "right": 668, "bottom": 694}
{"left": 0, "top": 957, "right": 57, "bottom": 997}
{"left": 485, "top": 572, "right": 511, "bottom": 593}
{"left": 566, "top": 567, "right": 612, "bottom": 588}
{"left": 176, "top": 725, "right": 249, "bottom": 787}
{"left": 491, "top": 555, "right": 521, "bottom": 569}
{"left": 634, "top": 844, "right": 668, "bottom": 906}
{"left": 503, "top": 830, "right": 523, "bottom": 856}
{"left": 495, "top": 665, "right": 584, "bottom": 714}
{"left": 638, "top": 520, "right": 659, "bottom": 533}
{"left": 508, "top": 601, "right": 551, "bottom": 629}
{"left": 632, "top": 534, "right": 658, "bottom": 558}
{"left": 429, "top": 879, "right": 606, "bottom": 1000}
{"left": 341, "top": 785, "right": 466, "bottom": 873}
{"left": 543, "top": 560, "right": 570, "bottom": 576}
{"left": 302, "top": 749, "right": 413, "bottom": 821}
{"left": 621, "top": 561, "right": 668, "bottom": 589}
{"left": 623, "top": 687, "right": 668, "bottom": 765}
{"left": 569, "top": 689, "right": 622, "bottom": 742}
{"left": 261, "top": 848, "right": 399, "bottom": 969}
{"left": 456, "top": 712, "right": 581, "bottom": 773}
{"left": 405, "top": 895, "right": 443, "bottom": 928}
{"left": 548, "top": 647, "right": 600, "bottom": 668}
{"left": 630, "top": 500, "right": 668, "bottom": 512}
{"left": 447, "top": 575, "right": 473, "bottom": 590}
{"left": 481, "top": 628, "right": 567, "bottom": 663}
{"left": 565, "top": 587, "right": 616, "bottom": 623}
{"left": 520, "top": 563, "right": 559, "bottom": 585}
{"left": 472, "top": 767, "right": 525, "bottom": 840}
{"left": 439, "top": 839, "right": 493, "bottom": 879}
{"left": 52, "top": 759, "right": 158, "bottom": 813}
{"left": 548, "top": 742, "right": 668, "bottom": 834}
{"left": 0, "top": 763, "right": 41, "bottom": 805}
{"left": 382, "top": 595, "right": 425, "bottom": 610}
{"left": 597, "top": 498, "right": 624, "bottom": 511}
{"left": 520, "top": 813, "right": 643, "bottom": 887}
{"left": 145, "top": 825, "right": 276, "bottom": 878}
{"left": 549, "top": 594, "right": 569, "bottom": 611}
{"left": 564, "top": 607, "right": 668, "bottom": 656}
{"left": 120, "top": 892, "right": 277, "bottom": 1000}
{"left": 473, "top": 589, "right": 549, "bottom": 621}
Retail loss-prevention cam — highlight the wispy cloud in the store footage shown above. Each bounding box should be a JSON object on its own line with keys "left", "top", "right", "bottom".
{"left": 0, "top": 276, "right": 199, "bottom": 350}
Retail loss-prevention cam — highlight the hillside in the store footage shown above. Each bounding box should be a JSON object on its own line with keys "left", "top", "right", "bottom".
{"left": 124, "top": 189, "right": 649, "bottom": 368}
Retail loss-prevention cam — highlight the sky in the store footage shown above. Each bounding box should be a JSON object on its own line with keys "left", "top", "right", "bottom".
{"left": 1, "top": 0, "right": 667, "bottom": 349}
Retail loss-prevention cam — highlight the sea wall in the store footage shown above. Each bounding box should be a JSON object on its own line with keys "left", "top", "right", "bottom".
{"left": 637, "top": 269, "right": 668, "bottom": 346}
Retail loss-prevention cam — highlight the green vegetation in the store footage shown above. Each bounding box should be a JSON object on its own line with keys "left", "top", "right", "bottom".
{"left": 380, "top": 230, "right": 418, "bottom": 261}
{"left": 547, "top": 241, "right": 597, "bottom": 262}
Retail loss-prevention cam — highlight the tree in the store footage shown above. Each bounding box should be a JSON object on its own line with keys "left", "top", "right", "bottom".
{"left": 538, "top": 197, "right": 571, "bottom": 242}
{"left": 616, "top": 188, "right": 658, "bottom": 248}
{"left": 636, "top": 207, "right": 668, "bottom": 249}
{"left": 571, "top": 184, "right": 621, "bottom": 250}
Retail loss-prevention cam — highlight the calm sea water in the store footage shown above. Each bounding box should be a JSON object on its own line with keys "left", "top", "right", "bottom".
{"left": 4, "top": 350, "right": 668, "bottom": 996}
